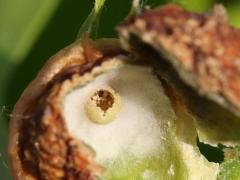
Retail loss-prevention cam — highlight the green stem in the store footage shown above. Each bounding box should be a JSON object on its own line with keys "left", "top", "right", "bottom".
{"left": 77, "top": 0, "right": 106, "bottom": 40}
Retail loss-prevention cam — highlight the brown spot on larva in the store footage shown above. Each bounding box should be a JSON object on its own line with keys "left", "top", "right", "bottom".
{"left": 91, "top": 89, "right": 115, "bottom": 112}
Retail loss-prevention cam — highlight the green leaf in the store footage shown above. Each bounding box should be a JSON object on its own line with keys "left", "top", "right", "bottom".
{"left": 173, "top": 0, "right": 216, "bottom": 12}
{"left": 223, "top": 1, "right": 240, "bottom": 28}
{"left": 0, "top": 0, "right": 60, "bottom": 63}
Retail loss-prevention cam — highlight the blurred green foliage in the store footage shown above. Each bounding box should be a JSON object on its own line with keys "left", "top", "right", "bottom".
{"left": 222, "top": 1, "right": 240, "bottom": 28}
{"left": 0, "top": 0, "right": 240, "bottom": 179}
{"left": 0, "top": 1, "right": 61, "bottom": 178}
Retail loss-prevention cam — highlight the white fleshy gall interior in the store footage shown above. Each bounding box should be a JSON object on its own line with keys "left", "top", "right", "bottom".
{"left": 63, "top": 63, "right": 218, "bottom": 179}
{"left": 63, "top": 64, "right": 170, "bottom": 161}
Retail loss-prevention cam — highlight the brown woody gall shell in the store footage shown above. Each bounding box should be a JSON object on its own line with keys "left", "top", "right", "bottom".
{"left": 117, "top": 3, "right": 240, "bottom": 145}
{"left": 118, "top": 3, "right": 240, "bottom": 114}
{"left": 8, "top": 37, "right": 126, "bottom": 180}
